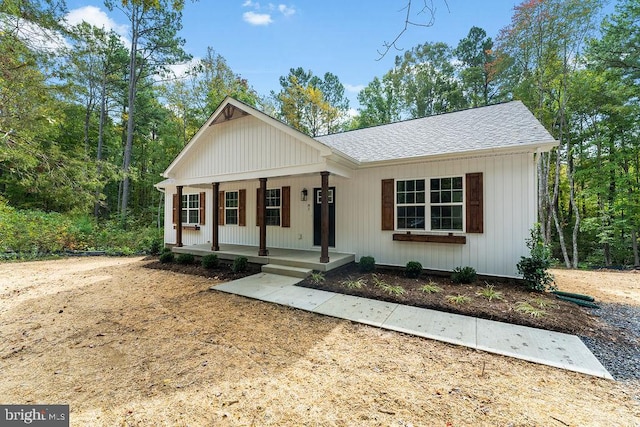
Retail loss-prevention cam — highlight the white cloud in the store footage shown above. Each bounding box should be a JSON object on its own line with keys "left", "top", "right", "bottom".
{"left": 242, "top": 0, "right": 260, "bottom": 8}
{"left": 242, "top": 11, "right": 273, "bottom": 26}
{"left": 1, "top": 12, "right": 67, "bottom": 52}
{"left": 344, "top": 84, "right": 365, "bottom": 93}
{"left": 165, "top": 57, "right": 200, "bottom": 79}
{"left": 278, "top": 4, "right": 295, "bottom": 17}
{"left": 65, "top": 6, "right": 128, "bottom": 37}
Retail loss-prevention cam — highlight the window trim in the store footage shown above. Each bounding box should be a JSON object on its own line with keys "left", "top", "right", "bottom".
{"left": 265, "top": 188, "right": 281, "bottom": 226}
{"left": 225, "top": 190, "right": 239, "bottom": 226}
{"left": 181, "top": 193, "right": 200, "bottom": 225}
{"left": 395, "top": 176, "right": 465, "bottom": 233}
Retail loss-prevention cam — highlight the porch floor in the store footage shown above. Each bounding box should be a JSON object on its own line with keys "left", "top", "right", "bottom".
{"left": 172, "top": 244, "right": 355, "bottom": 272}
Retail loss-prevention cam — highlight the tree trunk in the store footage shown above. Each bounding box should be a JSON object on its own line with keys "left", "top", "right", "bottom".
{"left": 120, "top": 8, "right": 139, "bottom": 226}
{"left": 632, "top": 229, "right": 639, "bottom": 268}
{"left": 549, "top": 148, "right": 571, "bottom": 268}
{"left": 94, "top": 76, "right": 107, "bottom": 218}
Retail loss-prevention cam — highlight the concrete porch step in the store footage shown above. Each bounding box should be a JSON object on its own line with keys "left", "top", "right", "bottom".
{"left": 261, "top": 264, "right": 312, "bottom": 278}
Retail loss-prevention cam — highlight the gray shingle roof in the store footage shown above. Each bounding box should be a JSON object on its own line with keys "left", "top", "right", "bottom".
{"left": 316, "top": 101, "right": 555, "bottom": 163}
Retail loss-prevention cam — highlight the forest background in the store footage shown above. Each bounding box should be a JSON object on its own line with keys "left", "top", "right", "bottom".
{"left": 1, "top": 0, "right": 638, "bottom": 269}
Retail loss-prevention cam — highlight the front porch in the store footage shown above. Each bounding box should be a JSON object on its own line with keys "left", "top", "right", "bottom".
{"left": 172, "top": 243, "right": 355, "bottom": 272}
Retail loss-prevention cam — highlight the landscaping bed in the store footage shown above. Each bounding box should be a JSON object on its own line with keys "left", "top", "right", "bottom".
{"left": 299, "top": 263, "right": 603, "bottom": 337}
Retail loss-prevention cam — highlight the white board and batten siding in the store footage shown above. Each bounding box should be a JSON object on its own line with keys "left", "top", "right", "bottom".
{"left": 166, "top": 150, "right": 537, "bottom": 278}
{"left": 173, "top": 116, "right": 325, "bottom": 182}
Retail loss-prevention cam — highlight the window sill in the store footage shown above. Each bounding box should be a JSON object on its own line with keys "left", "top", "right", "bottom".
{"left": 393, "top": 232, "right": 466, "bottom": 244}
{"left": 173, "top": 224, "right": 201, "bottom": 231}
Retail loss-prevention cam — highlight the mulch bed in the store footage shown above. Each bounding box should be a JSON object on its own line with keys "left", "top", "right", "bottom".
{"left": 144, "top": 258, "right": 261, "bottom": 281}
{"left": 297, "top": 263, "right": 605, "bottom": 338}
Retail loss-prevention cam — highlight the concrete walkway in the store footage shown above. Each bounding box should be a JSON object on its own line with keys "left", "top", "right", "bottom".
{"left": 211, "top": 273, "right": 613, "bottom": 379}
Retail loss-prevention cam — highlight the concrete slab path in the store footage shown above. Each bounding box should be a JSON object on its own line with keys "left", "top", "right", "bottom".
{"left": 211, "top": 273, "right": 613, "bottom": 379}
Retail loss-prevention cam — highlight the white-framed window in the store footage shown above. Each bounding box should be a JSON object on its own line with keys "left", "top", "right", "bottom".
{"left": 396, "top": 176, "right": 464, "bottom": 231}
{"left": 265, "top": 188, "right": 281, "bottom": 226}
{"left": 225, "top": 191, "right": 239, "bottom": 225}
{"left": 397, "top": 179, "right": 426, "bottom": 229}
{"left": 430, "top": 177, "right": 463, "bottom": 230}
{"left": 181, "top": 194, "right": 200, "bottom": 224}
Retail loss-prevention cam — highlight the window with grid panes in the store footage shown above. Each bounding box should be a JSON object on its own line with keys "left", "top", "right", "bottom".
{"left": 225, "top": 191, "right": 239, "bottom": 225}
{"left": 430, "top": 177, "right": 463, "bottom": 231}
{"left": 181, "top": 194, "right": 200, "bottom": 224}
{"left": 396, "top": 179, "right": 426, "bottom": 229}
{"left": 265, "top": 188, "right": 281, "bottom": 226}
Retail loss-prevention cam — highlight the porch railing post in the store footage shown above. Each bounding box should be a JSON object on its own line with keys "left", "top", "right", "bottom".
{"left": 258, "top": 177, "right": 268, "bottom": 256}
{"left": 320, "top": 171, "right": 330, "bottom": 263}
{"left": 212, "top": 182, "right": 219, "bottom": 251}
{"left": 176, "top": 185, "right": 183, "bottom": 247}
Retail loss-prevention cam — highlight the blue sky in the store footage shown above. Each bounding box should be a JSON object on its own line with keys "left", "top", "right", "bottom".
{"left": 62, "top": 1, "right": 606, "bottom": 109}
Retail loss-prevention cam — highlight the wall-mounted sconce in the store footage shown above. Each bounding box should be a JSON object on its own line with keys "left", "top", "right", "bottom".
{"left": 301, "top": 188, "right": 308, "bottom": 201}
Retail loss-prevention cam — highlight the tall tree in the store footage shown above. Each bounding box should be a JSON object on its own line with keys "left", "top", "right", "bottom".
{"left": 160, "top": 47, "right": 260, "bottom": 145}
{"left": 354, "top": 72, "right": 402, "bottom": 128}
{"left": 392, "top": 41, "right": 466, "bottom": 119}
{"left": 273, "top": 68, "right": 350, "bottom": 136}
{"left": 454, "top": 26, "right": 506, "bottom": 107}
{"left": 496, "top": 0, "right": 603, "bottom": 268}
{"left": 105, "top": 0, "right": 190, "bottom": 224}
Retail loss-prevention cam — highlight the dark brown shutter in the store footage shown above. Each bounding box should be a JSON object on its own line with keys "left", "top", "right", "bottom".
{"left": 256, "top": 188, "right": 262, "bottom": 227}
{"left": 199, "top": 192, "right": 206, "bottom": 225}
{"left": 172, "top": 193, "right": 179, "bottom": 225}
{"left": 466, "top": 172, "right": 484, "bottom": 233}
{"left": 381, "top": 179, "right": 395, "bottom": 230}
{"left": 239, "top": 189, "right": 246, "bottom": 226}
{"left": 281, "top": 186, "right": 290, "bottom": 227}
{"left": 218, "top": 191, "right": 225, "bottom": 225}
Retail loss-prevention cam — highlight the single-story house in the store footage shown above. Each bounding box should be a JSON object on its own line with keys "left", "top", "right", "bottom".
{"left": 155, "top": 97, "right": 557, "bottom": 278}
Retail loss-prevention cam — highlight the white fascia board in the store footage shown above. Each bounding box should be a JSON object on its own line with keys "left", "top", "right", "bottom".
{"left": 356, "top": 140, "right": 559, "bottom": 169}
{"left": 168, "top": 161, "right": 352, "bottom": 187}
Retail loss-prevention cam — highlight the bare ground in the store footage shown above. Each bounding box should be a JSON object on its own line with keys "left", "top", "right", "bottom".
{"left": 0, "top": 257, "right": 638, "bottom": 426}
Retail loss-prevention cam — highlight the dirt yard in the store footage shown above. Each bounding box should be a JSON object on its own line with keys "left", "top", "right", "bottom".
{"left": 0, "top": 257, "right": 638, "bottom": 426}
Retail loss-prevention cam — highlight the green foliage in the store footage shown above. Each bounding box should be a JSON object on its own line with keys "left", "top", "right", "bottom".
{"left": 451, "top": 266, "right": 477, "bottom": 284}
{"left": 446, "top": 294, "right": 471, "bottom": 305}
{"left": 176, "top": 253, "right": 195, "bottom": 265}
{"left": 372, "top": 274, "right": 405, "bottom": 295}
{"left": 341, "top": 278, "right": 367, "bottom": 289}
{"left": 309, "top": 271, "right": 325, "bottom": 284}
{"left": 420, "top": 281, "right": 442, "bottom": 294}
{"left": 517, "top": 225, "right": 556, "bottom": 292}
{"left": 159, "top": 251, "right": 175, "bottom": 263}
{"left": 201, "top": 254, "right": 219, "bottom": 269}
{"left": 476, "top": 284, "right": 504, "bottom": 301}
{"left": 0, "top": 200, "right": 162, "bottom": 257}
{"left": 515, "top": 301, "right": 547, "bottom": 318}
{"left": 272, "top": 67, "right": 350, "bottom": 136}
{"left": 231, "top": 256, "right": 248, "bottom": 273}
{"left": 405, "top": 261, "right": 423, "bottom": 278}
{"left": 149, "top": 240, "right": 163, "bottom": 256}
{"left": 358, "top": 256, "right": 376, "bottom": 273}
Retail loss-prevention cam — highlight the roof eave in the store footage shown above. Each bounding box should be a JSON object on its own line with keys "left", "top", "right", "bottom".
{"left": 356, "top": 140, "right": 558, "bottom": 168}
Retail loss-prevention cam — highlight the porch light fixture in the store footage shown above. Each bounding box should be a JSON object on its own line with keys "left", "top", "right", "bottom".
{"left": 301, "top": 188, "right": 308, "bottom": 201}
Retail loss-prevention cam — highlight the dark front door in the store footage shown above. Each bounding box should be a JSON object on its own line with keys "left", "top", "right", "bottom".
{"left": 313, "top": 187, "right": 336, "bottom": 247}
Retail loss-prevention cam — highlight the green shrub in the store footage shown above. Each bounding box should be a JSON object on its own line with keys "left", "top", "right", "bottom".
{"left": 159, "top": 251, "right": 175, "bottom": 263}
{"left": 517, "top": 224, "right": 555, "bottom": 292}
{"left": 405, "top": 261, "right": 423, "bottom": 278}
{"left": 201, "top": 254, "right": 219, "bottom": 269}
{"left": 310, "top": 271, "right": 325, "bottom": 284}
{"left": 451, "top": 266, "right": 477, "bottom": 284}
{"left": 358, "top": 255, "right": 376, "bottom": 272}
{"left": 148, "top": 239, "right": 163, "bottom": 255}
{"left": 176, "top": 253, "right": 195, "bottom": 265}
{"left": 232, "top": 256, "right": 248, "bottom": 273}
